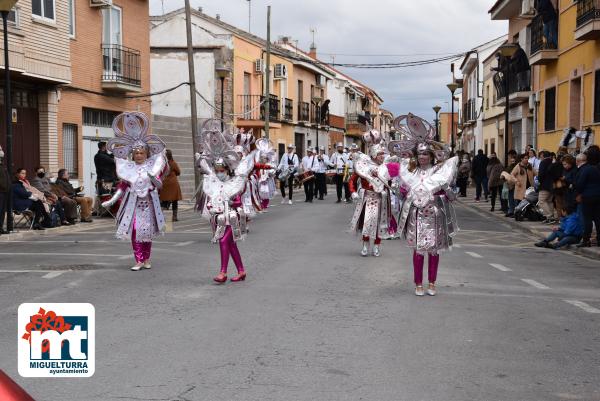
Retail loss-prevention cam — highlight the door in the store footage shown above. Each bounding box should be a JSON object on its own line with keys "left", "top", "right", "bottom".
{"left": 102, "top": 6, "right": 123, "bottom": 77}
{"left": 294, "top": 133, "right": 305, "bottom": 157}
{"left": 82, "top": 138, "right": 98, "bottom": 199}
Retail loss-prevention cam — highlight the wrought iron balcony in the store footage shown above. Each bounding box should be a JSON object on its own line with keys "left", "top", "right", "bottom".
{"left": 298, "top": 101, "right": 310, "bottom": 122}
{"left": 529, "top": 14, "right": 558, "bottom": 65}
{"left": 493, "top": 70, "right": 531, "bottom": 105}
{"left": 310, "top": 104, "right": 330, "bottom": 126}
{"left": 102, "top": 44, "right": 141, "bottom": 92}
{"left": 575, "top": 0, "right": 600, "bottom": 40}
{"left": 238, "top": 94, "right": 280, "bottom": 122}
{"left": 283, "top": 98, "right": 293, "bottom": 121}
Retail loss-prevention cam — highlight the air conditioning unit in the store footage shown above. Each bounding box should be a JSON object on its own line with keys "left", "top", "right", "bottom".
{"left": 90, "top": 0, "right": 112, "bottom": 7}
{"left": 273, "top": 64, "right": 287, "bottom": 79}
{"left": 254, "top": 59, "right": 264, "bottom": 74}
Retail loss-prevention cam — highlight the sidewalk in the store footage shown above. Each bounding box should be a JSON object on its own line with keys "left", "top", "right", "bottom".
{"left": 459, "top": 197, "right": 600, "bottom": 261}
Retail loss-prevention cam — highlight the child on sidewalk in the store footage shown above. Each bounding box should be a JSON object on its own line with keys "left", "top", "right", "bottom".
{"left": 534, "top": 206, "right": 582, "bottom": 250}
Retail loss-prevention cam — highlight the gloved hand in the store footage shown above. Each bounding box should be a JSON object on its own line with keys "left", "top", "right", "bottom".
{"left": 351, "top": 192, "right": 359, "bottom": 201}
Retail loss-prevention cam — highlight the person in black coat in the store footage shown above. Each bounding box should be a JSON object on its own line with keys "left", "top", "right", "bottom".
{"left": 537, "top": 151, "right": 555, "bottom": 222}
{"left": 471, "top": 149, "right": 489, "bottom": 201}
{"left": 575, "top": 153, "right": 600, "bottom": 247}
{"left": 94, "top": 141, "right": 116, "bottom": 196}
{"left": 11, "top": 168, "right": 47, "bottom": 230}
{"left": 0, "top": 146, "right": 9, "bottom": 234}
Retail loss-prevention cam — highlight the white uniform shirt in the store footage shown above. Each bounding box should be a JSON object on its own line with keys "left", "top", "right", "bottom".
{"left": 301, "top": 155, "right": 319, "bottom": 173}
{"left": 329, "top": 151, "right": 349, "bottom": 173}
{"left": 316, "top": 153, "right": 330, "bottom": 173}
{"left": 278, "top": 152, "right": 299, "bottom": 171}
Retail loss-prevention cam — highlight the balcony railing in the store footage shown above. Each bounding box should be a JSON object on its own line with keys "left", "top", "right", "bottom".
{"left": 298, "top": 101, "right": 310, "bottom": 122}
{"left": 310, "top": 104, "right": 330, "bottom": 125}
{"left": 530, "top": 14, "right": 557, "bottom": 55}
{"left": 283, "top": 98, "right": 293, "bottom": 121}
{"left": 238, "top": 94, "right": 280, "bottom": 121}
{"left": 102, "top": 44, "right": 141, "bottom": 88}
{"left": 577, "top": 0, "right": 600, "bottom": 27}
{"left": 494, "top": 70, "right": 531, "bottom": 100}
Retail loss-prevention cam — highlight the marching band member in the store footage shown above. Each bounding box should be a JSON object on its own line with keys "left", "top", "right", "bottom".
{"left": 349, "top": 131, "right": 397, "bottom": 257}
{"left": 382, "top": 114, "right": 459, "bottom": 296}
{"left": 301, "top": 148, "right": 319, "bottom": 202}
{"left": 329, "top": 142, "right": 351, "bottom": 203}
{"left": 195, "top": 120, "right": 255, "bottom": 284}
{"left": 314, "top": 146, "right": 330, "bottom": 200}
{"left": 102, "top": 112, "right": 167, "bottom": 271}
{"left": 277, "top": 144, "right": 299, "bottom": 205}
{"left": 255, "top": 138, "right": 277, "bottom": 210}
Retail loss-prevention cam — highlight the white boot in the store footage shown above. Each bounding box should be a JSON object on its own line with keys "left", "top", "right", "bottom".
{"left": 130, "top": 262, "right": 143, "bottom": 271}
{"left": 143, "top": 260, "right": 152, "bottom": 269}
{"left": 426, "top": 283, "right": 436, "bottom": 296}
{"left": 415, "top": 285, "right": 425, "bottom": 296}
{"left": 360, "top": 242, "right": 369, "bottom": 257}
{"left": 372, "top": 245, "right": 380, "bottom": 257}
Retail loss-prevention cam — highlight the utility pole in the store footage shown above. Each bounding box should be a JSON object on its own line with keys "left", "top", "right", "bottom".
{"left": 247, "top": 0, "right": 251, "bottom": 33}
{"left": 184, "top": 0, "right": 200, "bottom": 186}
{"left": 264, "top": 6, "right": 271, "bottom": 139}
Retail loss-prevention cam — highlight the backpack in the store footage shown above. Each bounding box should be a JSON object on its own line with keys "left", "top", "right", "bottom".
{"left": 43, "top": 209, "right": 59, "bottom": 228}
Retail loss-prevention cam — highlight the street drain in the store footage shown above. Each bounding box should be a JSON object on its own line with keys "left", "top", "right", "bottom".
{"left": 38, "top": 264, "right": 105, "bottom": 271}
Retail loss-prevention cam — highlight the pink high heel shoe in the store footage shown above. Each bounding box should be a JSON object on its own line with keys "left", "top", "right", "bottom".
{"left": 213, "top": 273, "right": 227, "bottom": 283}
{"left": 230, "top": 273, "right": 246, "bottom": 282}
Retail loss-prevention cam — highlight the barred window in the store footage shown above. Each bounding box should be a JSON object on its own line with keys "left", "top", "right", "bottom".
{"left": 62, "top": 124, "right": 78, "bottom": 177}
{"left": 594, "top": 70, "right": 600, "bottom": 123}
{"left": 544, "top": 87, "right": 556, "bottom": 131}
{"left": 83, "top": 108, "right": 119, "bottom": 127}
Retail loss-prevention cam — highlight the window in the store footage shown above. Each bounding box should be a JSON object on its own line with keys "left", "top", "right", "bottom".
{"left": 594, "top": 70, "right": 600, "bottom": 122}
{"left": 102, "top": 6, "right": 122, "bottom": 45}
{"left": 83, "top": 108, "right": 119, "bottom": 128}
{"left": 62, "top": 124, "right": 78, "bottom": 177}
{"left": 491, "top": 139, "right": 495, "bottom": 155}
{"left": 486, "top": 85, "right": 490, "bottom": 110}
{"left": 544, "top": 87, "right": 556, "bottom": 131}
{"left": 32, "top": 0, "right": 55, "bottom": 21}
{"left": 68, "top": 0, "right": 75, "bottom": 38}
{"left": 7, "top": 7, "right": 18, "bottom": 27}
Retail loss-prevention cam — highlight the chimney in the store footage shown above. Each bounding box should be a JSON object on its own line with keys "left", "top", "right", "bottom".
{"left": 309, "top": 43, "right": 317, "bottom": 59}
{"left": 216, "top": 14, "right": 220, "bottom": 20}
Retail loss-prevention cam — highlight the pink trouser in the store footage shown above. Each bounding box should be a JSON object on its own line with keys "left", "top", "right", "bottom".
{"left": 131, "top": 223, "right": 152, "bottom": 263}
{"left": 219, "top": 226, "right": 245, "bottom": 274}
{"left": 413, "top": 251, "right": 439, "bottom": 285}
{"left": 261, "top": 199, "right": 270, "bottom": 209}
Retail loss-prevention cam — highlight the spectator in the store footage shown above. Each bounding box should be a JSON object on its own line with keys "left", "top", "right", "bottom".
{"left": 55, "top": 169, "right": 94, "bottom": 223}
{"left": 537, "top": 150, "right": 556, "bottom": 223}
{"left": 550, "top": 151, "right": 566, "bottom": 219}
{"left": 159, "top": 149, "right": 183, "bottom": 222}
{"left": 0, "top": 146, "right": 8, "bottom": 234}
{"left": 511, "top": 153, "right": 534, "bottom": 204}
{"left": 30, "top": 166, "right": 71, "bottom": 226}
{"left": 575, "top": 153, "right": 600, "bottom": 247}
{"left": 562, "top": 154, "right": 578, "bottom": 210}
{"left": 486, "top": 152, "right": 504, "bottom": 212}
{"left": 11, "top": 168, "right": 48, "bottom": 230}
{"left": 457, "top": 154, "right": 470, "bottom": 197}
{"left": 528, "top": 149, "right": 541, "bottom": 175}
{"left": 585, "top": 144, "right": 600, "bottom": 166}
{"left": 471, "top": 149, "right": 489, "bottom": 202}
{"left": 536, "top": 0, "right": 558, "bottom": 49}
{"left": 534, "top": 206, "right": 582, "bottom": 249}
{"left": 94, "top": 141, "right": 116, "bottom": 196}
{"left": 503, "top": 150, "right": 519, "bottom": 217}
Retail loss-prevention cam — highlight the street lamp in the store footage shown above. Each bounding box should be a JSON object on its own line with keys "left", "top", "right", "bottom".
{"left": 0, "top": 0, "right": 17, "bottom": 233}
{"left": 447, "top": 82, "right": 459, "bottom": 154}
{"left": 496, "top": 43, "right": 518, "bottom": 166}
{"left": 312, "top": 91, "right": 323, "bottom": 149}
{"left": 215, "top": 65, "right": 231, "bottom": 131}
{"left": 433, "top": 105, "right": 441, "bottom": 142}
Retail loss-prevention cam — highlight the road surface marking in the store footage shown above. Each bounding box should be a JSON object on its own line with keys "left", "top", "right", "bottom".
{"left": 118, "top": 255, "right": 131, "bottom": 260}
{"left": 489, "top": 263, "right": 512, "bottom": 272}
{"left": 42, "top": 271, "right": 65, "bottom": 279}
{"left": 453, "top": 244, "right": 462, "bottom": 248}
{"left": 521, "top": 279, "right": 551, "bottom": 289}
{"left": 0, "top": 252, "right": 127, "bottom": 257}
{"left": 564, "top": 300, "right": 600, "bottom": 314}
{"left": 175, "top": 241, "right": 194, "bottom": 247}
{"left": 465, "top": 251, "right": 482, "bottom": 258}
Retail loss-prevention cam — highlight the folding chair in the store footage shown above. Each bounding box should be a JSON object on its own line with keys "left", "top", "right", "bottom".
{"left": 13, "top": 210, "right": 35, "bottom": 230}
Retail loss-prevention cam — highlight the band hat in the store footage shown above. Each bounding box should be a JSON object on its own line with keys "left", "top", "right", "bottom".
{"left": 287, "top": 144, "right": 296, "bottom": 148}
{"left": 319, "top": 146, "right": 325, "bottom": 151}
{"left": 336, "top": 142, "right": 344, "bottom": 147}
{"left": 350, "top": 143, "right": 359, "bottom": 150}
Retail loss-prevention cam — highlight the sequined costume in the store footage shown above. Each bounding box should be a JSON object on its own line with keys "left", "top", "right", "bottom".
{"left": 102, "top": 112, "right": 167, "bottom": 268}
{"left": 255, "top": 138, "right": 277, "bottom": 209}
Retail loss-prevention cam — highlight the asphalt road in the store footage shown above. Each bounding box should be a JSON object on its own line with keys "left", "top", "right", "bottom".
{"left": 0, "top": 192, "right": 599, "bottom": 401}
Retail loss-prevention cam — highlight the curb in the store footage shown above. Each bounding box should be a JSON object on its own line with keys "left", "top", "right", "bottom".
{"left": 457, "top": 199, "right": 600, "bottom": 261}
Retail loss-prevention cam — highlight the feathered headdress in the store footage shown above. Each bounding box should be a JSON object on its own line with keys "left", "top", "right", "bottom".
{"left": 226, "top": 128, "right": 255, "bottom": 155}
{"left": 197, "top": 119, "right": 240, "bottom": 170}
{"left": 255, "top": 137, "right": 275, "bottom": 162}
{"left": 107, "top": 112, "right": 165, "bottom": 159}
{"left": 362, "top": 129, "right": 388, "bottom": 158}
{"left": 388, "top": 113, "right": 450, "bottom": 161}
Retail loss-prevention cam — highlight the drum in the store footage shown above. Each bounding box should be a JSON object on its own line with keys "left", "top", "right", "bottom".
{"left": 325, "top": 169, "right": 337, "bottom": 177}
{"left": 298, "top": 171, "right": 315, "bottom": 184}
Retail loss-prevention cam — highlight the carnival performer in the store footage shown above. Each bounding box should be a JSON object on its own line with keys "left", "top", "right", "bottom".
{"left": 255, "top": 138, "right": 277, "bottom": 209}
{"left": 277, "top": 144, "right": 299, "bottom": 205}
{"left": 300, "top": 148, "right": 319, "bottom": 203}
{"left": 349, "top": 130, "right": 397, "bottom": 257}
{"left": 195, "top": 120, "right": 255, "bottom": 283}
{"left": 231, "top": 130, "right": 264, "bottom": 217}
{"left": 382, "top": 113, "right": 459, "bottom": 296}
{"left": 314, "top": 146, "right": 330, "bottom": 200}
{"left": 330, "top": 142, "right": 351, "bottom": 203}
{"left": 101, "top": 112, "right": 167, "bottom": 271}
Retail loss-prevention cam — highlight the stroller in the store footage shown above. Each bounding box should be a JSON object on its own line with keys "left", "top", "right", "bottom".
{"left": 514, "top": 187, "right": 545, "bottom": 222}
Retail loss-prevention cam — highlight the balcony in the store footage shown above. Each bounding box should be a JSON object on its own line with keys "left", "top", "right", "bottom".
{"left": 298, "top": 101, "right": 310, "bottom": 123}
{"left": 283, "top": 98, "right": 293, "bottom": 121}
{"left": 102, "top": 44, "right": 142, "bottom": 92}
{"left": 237, "top": 94, "right": 280, "bottom": 124}
{"left": 493, "top": 70, "right": 532, "bottom": 106}
{"left": 346, "top": 113, "right": 370, "bottom": 137}
{"left": 310, "top": 103, "right": 330, "bottom": 126}
{"left": 463, "top": 99, "right": 477, "bottom": 126}
{"left": 529, "top": 14, "right": 558, "bottom": 65}
{"left": 575, "top": 0, "right": 600, "bottom": 40}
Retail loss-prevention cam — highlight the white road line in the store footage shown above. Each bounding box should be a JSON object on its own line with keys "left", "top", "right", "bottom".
{"left": 0, "top": 252, "right": 127, "bottom": 257}
{"left": 118, "top": 255, "right": 131, "bottom": 260}
{"left": 42, "top": 271, "right": 65, "bottom": 279}
{"left": 453, "top": 244, "right": 462, "bottom": 248}
{"left": 564, "top": 300, "right": 600, "bottom": 314}
{"left": 465, "top": 251, "right": 482, "bottom": 258}
{"left": 489, "top": 263, "right": 512, "bottom": 272}
{"left": 175, "top": 241, "right": 194, "bottom": 247}
{"left": 521, "top": 279, "right": 551, "bottom": 290}
{"left": 0, "top": 270, "right": 59, "bottom": 273}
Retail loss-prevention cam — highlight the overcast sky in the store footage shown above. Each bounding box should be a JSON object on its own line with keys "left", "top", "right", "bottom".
{"left": 149, "top": 0, "right": 507, "bottom": 120}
